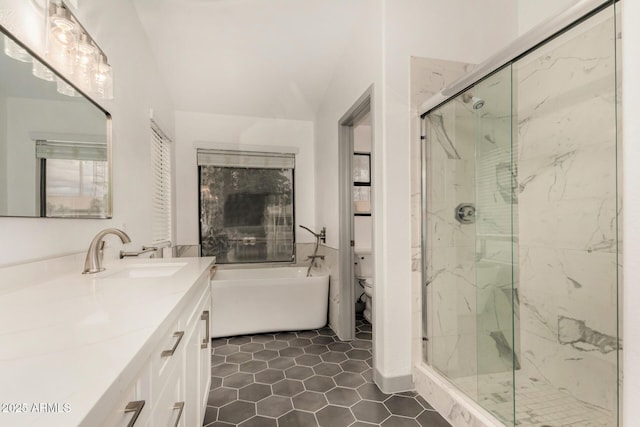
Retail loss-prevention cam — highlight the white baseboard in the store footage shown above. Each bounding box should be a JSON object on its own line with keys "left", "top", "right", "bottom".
{"left": 374, "top": 369, "right": 414, "bottom": 394}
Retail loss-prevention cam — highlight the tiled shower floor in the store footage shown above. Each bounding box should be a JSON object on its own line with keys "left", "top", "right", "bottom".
{"left": 455, "top": 372, "right": 613, "bottom": 427}
{"left": 204, "top": 318, "right": 451, "bottom": 427}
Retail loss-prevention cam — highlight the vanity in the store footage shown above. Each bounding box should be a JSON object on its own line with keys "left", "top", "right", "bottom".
{"left": 0, "top": 257, "right": 215, "bottom": 426}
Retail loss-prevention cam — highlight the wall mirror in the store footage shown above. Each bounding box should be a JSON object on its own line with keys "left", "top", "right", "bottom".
{"left": 0, "top": 27, "right": 112, "bottom": 218}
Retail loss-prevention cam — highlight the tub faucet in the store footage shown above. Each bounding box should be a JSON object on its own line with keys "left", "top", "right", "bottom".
{"left": 83, "top": 228, "right": 132, "bottom": 274}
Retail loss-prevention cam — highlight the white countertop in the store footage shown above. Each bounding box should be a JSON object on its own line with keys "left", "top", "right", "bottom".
{"left": 0, "top": 256, "right": 214, "bottom": 426}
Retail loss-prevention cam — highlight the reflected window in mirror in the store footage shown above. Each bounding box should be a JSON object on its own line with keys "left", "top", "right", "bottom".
{"left": 37, "top": 140, "right": 108, "bottom": 218}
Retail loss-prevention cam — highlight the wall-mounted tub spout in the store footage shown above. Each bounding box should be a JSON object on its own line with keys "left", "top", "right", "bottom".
{"left": 300, "top": 225, "right": 326, "bottom": 243}
{"left": 299, "top": 225, "right": 326, "bottom": 276}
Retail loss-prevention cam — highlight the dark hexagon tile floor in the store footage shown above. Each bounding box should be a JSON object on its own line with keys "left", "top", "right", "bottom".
{"left": 204, "top": 318, "right": 451, "bottom": 427}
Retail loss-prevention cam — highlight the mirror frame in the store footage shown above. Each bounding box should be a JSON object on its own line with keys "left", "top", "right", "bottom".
{"left": 0, "top": 24, "right": 113, "bottom": 219}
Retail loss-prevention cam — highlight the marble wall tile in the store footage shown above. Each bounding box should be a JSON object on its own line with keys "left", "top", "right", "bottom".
{"left": 411, "top": 57, "right": 476, "bottom": 109}
{"left": 514, "top": 9, "right": 620, "bottom": 417}
{"left": 518, "top": 144, "right": 617, "bottom": 202}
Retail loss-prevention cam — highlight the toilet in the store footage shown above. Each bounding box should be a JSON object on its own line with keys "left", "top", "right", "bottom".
{"left": 354, "top": 249, "right": 373, "bottom": 323}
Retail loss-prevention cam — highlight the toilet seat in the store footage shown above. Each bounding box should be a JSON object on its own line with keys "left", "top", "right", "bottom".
{"left": 357, "top": 277, "right": 373, "bottom": 298}
{"left": 363, "top": 280, "right": 373, "bottom": 298}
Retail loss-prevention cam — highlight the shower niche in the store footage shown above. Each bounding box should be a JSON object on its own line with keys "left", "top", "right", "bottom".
{"left": 421, "top": 3, "right": 621, "bottom": 426}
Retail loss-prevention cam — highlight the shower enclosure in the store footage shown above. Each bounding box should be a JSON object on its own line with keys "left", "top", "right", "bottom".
{"left": 421, "top": 2, "right": 621, "bottom": 426}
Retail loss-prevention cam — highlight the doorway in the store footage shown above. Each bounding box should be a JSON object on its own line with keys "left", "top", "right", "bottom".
{"left": 337, "top": 86, "right": 373, "bottom": 342}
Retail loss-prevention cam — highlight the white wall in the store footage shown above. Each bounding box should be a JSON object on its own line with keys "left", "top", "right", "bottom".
{"left": 518, "top": 0, "right": 577, "bottom": 35}
{"left": 174, "top": 111, "right": 315, "bottom": 246}
{"left": 314, "top": 1, "right": 383, "bottom": 250}
{"left": 354, "top": 123, "right": 372, "bottom": 152}
{"left": 0, "top": 91, "right": 6, "bottom": 214}
{"left": 313, "top": 0, "right": 384, "bottom": 373}
{"left": 623, "top": 0, "right": 640, "bottom": 422}
{"left": 378, "top": 0, "right": 518, "bottom": 383}
{"left": 0, "top": 0, "right": 174, "bottom": 265}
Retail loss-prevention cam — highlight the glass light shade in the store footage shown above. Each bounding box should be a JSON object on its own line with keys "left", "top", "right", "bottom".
{"left": 76, "top": 35, "right": 96, "bottom": 64}
{"left": 56, "top": 77, "right": 76, "bottom": 97}
{"left": 47, "top": 4, "right": 76, "bottom": 76}
{"left": 4, "top": 36, "right": 32, "bottom": 63}
{"left": 93, "top": 55, "right": 113, "bottom": 99}
{"left": 32, "top": 58, "right": 55, "bottom": 81}
{"left": 75, "top": 34, "right": 96, "bottom": 92}
{"left": 49, "top": 5, "right": 76, "bottom": 46}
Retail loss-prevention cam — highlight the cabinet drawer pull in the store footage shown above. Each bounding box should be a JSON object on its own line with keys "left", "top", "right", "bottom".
{"left": 209, "top": 265, "right": 217, "bottom": 279}
{"left": 173, "top": 401, "right": 185, "bottom": 427}
{"left": 201, "top": 310, "right": 210, "bottom": 349}
{"left": 124, "top": 400, "right": 145, "bottom": 427}
{"left": 161, "top": 331, "right": 184, "bottom": 357}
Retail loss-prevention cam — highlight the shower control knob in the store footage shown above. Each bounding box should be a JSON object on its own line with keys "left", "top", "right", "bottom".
{"left": 455, "top": 203, "right": 476, "bottom": 224}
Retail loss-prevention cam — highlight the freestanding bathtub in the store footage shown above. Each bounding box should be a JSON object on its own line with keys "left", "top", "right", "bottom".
{"left": 210, "top": 267, "right": 330, "bottom": 338}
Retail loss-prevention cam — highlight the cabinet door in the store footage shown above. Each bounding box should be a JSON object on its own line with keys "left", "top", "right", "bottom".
{"left": 183, "top": 317, "right": 201, "bottom": 426}
{"left": 183, "top": 287, "right": 211, "bottom": 426}
{"left": 199, "top": 295, "right": 212, "bottom": 414}
{"left": 102, "top": 367, "right": 151, "bottom": 427}
{"left": 152, "top": 355, "right": 184, "bottom": 427}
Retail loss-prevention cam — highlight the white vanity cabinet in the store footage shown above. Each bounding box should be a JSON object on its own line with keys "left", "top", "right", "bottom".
{"left": 100, "top": 271, "right": 212, "bottom": 427}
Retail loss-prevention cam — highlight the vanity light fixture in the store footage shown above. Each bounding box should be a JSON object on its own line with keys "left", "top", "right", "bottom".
{"left": 93, "top": 53, "right": 113, "bottom": 99}
{"left": 46, "top": 0, "right": 114, "bottom": 100}
{"left": 2, "top": 0, "right": 114, "bottom": 100}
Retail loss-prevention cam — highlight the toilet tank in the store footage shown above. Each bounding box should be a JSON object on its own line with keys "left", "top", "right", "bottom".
{"left": 354, "top": 249, "right": 373, "bottom": 277}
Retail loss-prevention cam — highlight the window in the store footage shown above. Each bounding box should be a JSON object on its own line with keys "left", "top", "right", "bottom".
{"left": 198, "top": 149, "right": 295, "bottom": 264}
{"left": 150, "top": 121, "right": 172, "bottom": 244}
{"left": 37, "top": 140, "right": 108, "bottom": 218}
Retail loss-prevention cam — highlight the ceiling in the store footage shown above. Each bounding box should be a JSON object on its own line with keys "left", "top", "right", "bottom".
{"left": 132, "top": 0, "right": 365, "bottom": 120}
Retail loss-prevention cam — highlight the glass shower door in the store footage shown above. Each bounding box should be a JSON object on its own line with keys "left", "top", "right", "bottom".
{"left": 472, "top": 67, "right": 517, "bottom": 427}
{"left": 423, "top": 66, "right": 516, "bottom": 426}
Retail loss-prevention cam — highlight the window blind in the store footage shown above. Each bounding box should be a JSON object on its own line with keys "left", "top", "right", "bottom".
{"left": 197, "top": 149, "right": 295, "bottom": 169}
{"left": 151, "top": 121, "right": 172, "bottom": 245}
{"left": 36, "top": 140, "right": 107, "bottom": 161}
{"left": 476, "top": 144, "right": 513, "bottom": 236}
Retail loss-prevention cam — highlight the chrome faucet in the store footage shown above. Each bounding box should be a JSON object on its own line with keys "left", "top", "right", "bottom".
{"left": 83, "top": 228, "right": 132, "bottom": 274}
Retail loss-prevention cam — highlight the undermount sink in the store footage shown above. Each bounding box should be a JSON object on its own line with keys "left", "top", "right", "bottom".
{"left": 104, "top": 262, "right": 188, "bottom": 279}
